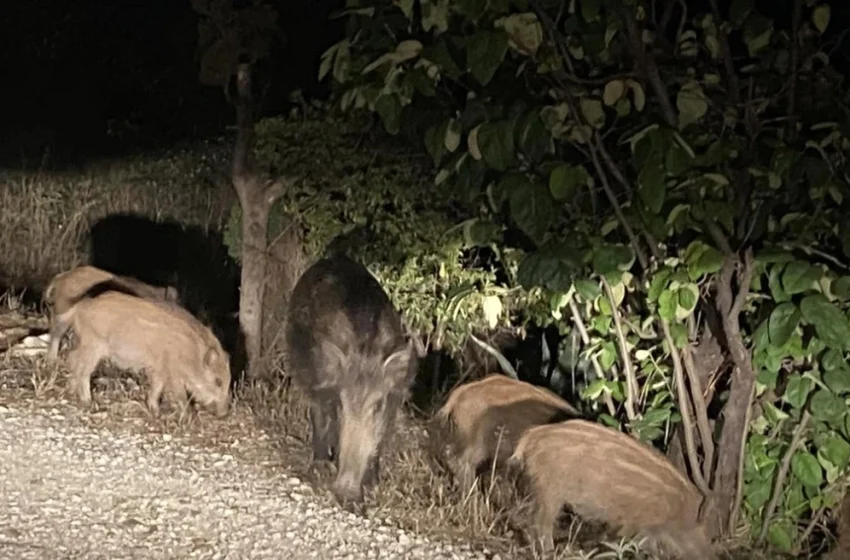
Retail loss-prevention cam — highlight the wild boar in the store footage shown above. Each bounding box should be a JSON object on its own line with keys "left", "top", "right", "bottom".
{"left": 284, "top": 254, "right": 422, "bottom": 508}
{"left": 510, "top": 419, "right": 716, "bottom": 560}
{"left": 61, "top": 289, "right": 230, "bottom": 417}
{"left": 434, "top": 374, "right": 580, "bottom": 491}
{"left": 44, "top": 265, "right": 178, "bottom": 362}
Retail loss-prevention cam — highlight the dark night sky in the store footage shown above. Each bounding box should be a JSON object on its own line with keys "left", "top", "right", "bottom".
{"left": 0, "top": 0, "right": 847, "bottom": 170}
{"left": 0, "top": 0, "right": 345, "bottom": 169}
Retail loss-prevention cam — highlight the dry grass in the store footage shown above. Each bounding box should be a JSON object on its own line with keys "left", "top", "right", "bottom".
{"left": 0, "top": 146, "right": 232, "bottom": 290}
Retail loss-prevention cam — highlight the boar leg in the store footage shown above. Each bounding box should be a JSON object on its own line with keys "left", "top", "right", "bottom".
{"left": 66, "top": 343, "right": 104, "bottom": 407}
{"left": 309, "top": 396, "right": 339, "bottom": 464}
{"left": 47, "top": 313, "right": 71, "bottom": 362}
{"left": 530, "top": 490, "right": 561, "bottom": 554}
{"left": 146, "top": 374, "right": 166, "bottom": 417}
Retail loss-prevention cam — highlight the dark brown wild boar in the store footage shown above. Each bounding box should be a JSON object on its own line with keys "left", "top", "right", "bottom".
{"left": 61, "top": 289, "right": 230, "bottom": 417}
{"left": 44, "top": 265, "right": 178, "bottom": 362}
{"left": 434, "top": 374, "right": 579, "bottom": 491}
{"left": 284, "top": 255, "right": 423, "bottom": 508}
{"left": 510, "top": 419, "right": 716, "bottom": 560}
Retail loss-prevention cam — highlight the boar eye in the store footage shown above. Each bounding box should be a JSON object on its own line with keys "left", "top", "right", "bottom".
{"left": 215, "top": 378, "right": 224, "bottom": 388}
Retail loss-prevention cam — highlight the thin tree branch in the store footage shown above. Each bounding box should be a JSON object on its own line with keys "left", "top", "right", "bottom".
{"left": 682, "top": 346, "right": 715, "bottom": 484}
{"left": 758, "top": 410, "right": 812, "bottom": 543}
{"left": 602, "top": 277, "right": 638, "bottom": 422}
{"left": 708, "top": 0, "right": 741, "bottom": 106}
{"left": 568, "top": 297, "right": 618, "bottom": 417}
{"left": 660, "top": 317, "right": 710, "bottom": 494}
{"left": 729, "top": 380, "right": 756, "bottom": 534}
{"left": 621, "top": 2, "right": 677, "bottom": 128}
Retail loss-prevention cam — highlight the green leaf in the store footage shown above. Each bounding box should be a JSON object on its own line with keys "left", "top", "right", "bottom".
{"left": 818, "top": 433, "right": 850, "bottom": 470}
{"left": 517, "top": 244, "right": 583, "bottom": 292}
{"left": 670, "top": 322, "right": 689, "bottom": 349}
{"left": 676, "top": 82, "right": 708, "bottom": 129}
{"left": 592, "top": 244, "right": 635, "bottom": 280}
{"left": 766, "top": 522, "right": 794, "bottom": 553}
{"left": 791, "top": 451, "right": 823, "bottom": 488}
{"left": 812, "top": 4, "right": 831, "bottom": 34}
{"left": 782, "top": 260, "right": 821, "bottom": 295}
{"left": 638, "top": 163, "right": 666, "bottom": 214}
{"left": 454, "top": 0, "right": 488, "bottom": 21}
{"left": 648, "top": 269, "right": 672, "bottom": 303}
{"left": 495, "top": 12, "right": 544, "bottom": 56}
{"left": 603, "top": 80, "right": 625, "bottom": 106}
{"left": 575, "top": 279, "right": 601, "bottom": 301}
{"left": 745, "top": 477, "right": 772, "bottom": 510}
{"left": 823, "top": 349, "right": 846, "bottom": 372}
{"left": 581, "top": 0, "right": 601, "bottom": 22}
{"left": 477, "top": 121, "right": 516, "bottom": 171}
{"left": 516, "top": 111, "right": 551, "bottom": 162}
{"left": 466, "top": 30, "right": 509, "bottom": 86}
{"left": 375, "top": 94, "right": 402, "bottom": 135}
{"left": 784, "top": 374, "right": 814, "bottom": 409}
{"left": 801, "top": 294, "right": 850, "bottom": 351}
{"left": 659, "top": 290, "right": 677, "bottom": 321}
{"left": 768, "top": 264, "right": 791, "bottom": 303}
{"left": 768, "top": 303, "right": 802, "bottom": 348}
{"left": 510, "top": 180, "right": 555, "bottom": 244}
{"left": 424, "top": 120, "right": 449, "bottom": 167}
{"left": 823, "top": 368, "right": 850, "bottom": 396}
{"left": 549, "top": 164, "right": 590, "bottom": 201}
{"left": 833, "top": 277, "right": 850, "bottom": 302}
{"left": 678, "top": 284, "right": 699, "bottom": 314}
{"left": 580, "top": 98, "right": 606, "bottom": 129}
{"left": 810, "top": 389, "right": 846, "bottom": 422}
{"left": 688, "top": 246, "right": 724, "bottom": 281}
{"left": 599, "top": 342, "right": 617, "bottom": 370}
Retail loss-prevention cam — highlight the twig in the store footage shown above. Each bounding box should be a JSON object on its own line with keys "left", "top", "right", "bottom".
{"left": 568, "top": 297, "right": 617, "bottom": 417}
{"left": 708, "top": 0, "right": 741, "bottom": 106}
{"left": 659, "top": 317, "right": 709, "bottom": 494}
{"left": 601, "top": 277, "right": 637, "bottom": 422}
{"left": 758, "top": 410, "right": 812, "bottom": 543}
{"left": 682, "top": 346, "right": 715, "bottom": 483}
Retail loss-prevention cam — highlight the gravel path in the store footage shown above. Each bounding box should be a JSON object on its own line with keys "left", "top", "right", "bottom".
{"left": 0, "top": 403, "right": 491, "bottom": 560}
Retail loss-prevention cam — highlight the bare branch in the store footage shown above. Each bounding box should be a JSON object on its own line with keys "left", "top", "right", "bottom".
{"left": 758, "top": 410, "right": 812, "bottom": 543}
{"left": 660, "top": 317, "right": 709, "bottom": 493}
{"left": 730, "top": 249, "right": 755, "bottom": 320}
{"left": 621, "top": 2, "right": 677, "bottom": 128}
{"left": 708, "top": 0, "right": 741, "bottom": 105}
{"left": 601, "top": 277, "right": 638, "bottom": 422}
{"left": 683, "top": 346, "right": 716, "bottom": 483}
{"left": 568, "top": 297, "right": 618, "bottom": 417}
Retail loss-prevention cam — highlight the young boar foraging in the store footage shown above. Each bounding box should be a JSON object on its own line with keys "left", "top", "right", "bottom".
{"left": 61, "top": 290, "right": 230, "bottom": 417}
{"left": 44, "top": 265, "right": 178, "bottom": 362}
{"left": 284, "top": 255, "right": 423, "bottom": 509}
{"left": 510, "top": 419, "right": 716, "bottom": 560}
{"left": 434, "top": 374, "right": 580, "bottom": 492}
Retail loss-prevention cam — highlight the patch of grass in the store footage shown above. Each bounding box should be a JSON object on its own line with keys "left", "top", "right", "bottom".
{"left": 0, "top": 145, "right": 233, "bottom": 290}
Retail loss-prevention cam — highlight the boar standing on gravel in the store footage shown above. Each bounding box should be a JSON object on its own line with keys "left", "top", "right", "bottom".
{"left": 434, "top": 374, "right": 579, "bottom": 491}
{"left": 284, "top": 255, "right": 422, "bottom": 508}
{"left": 510, "top": 419, "right": 716, "bottom": 559}
{"left": 60, "top": 286, "right": 230, "bottom": 417}
{"left": 44, "top": 265, "right": 178, "bottom": 362}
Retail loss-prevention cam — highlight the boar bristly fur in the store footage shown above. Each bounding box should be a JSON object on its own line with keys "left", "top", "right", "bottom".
{"left": 44, "top": 265, "right": 178, "bottom": 362}
{"left": 510, "top": 419, "right": 716, "bottom": 560}
{"left": 434, "top": 374, "right": 580, "bottom": 491}
{"left": 61, "top": 290, "right": 230, "bottom": 417}
{"left": 284, "top": 255, "right": 419, "bottom": 508}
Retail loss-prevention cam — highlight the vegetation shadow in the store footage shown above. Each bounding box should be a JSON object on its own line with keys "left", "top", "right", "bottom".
{"left": 87, "top": 213, "right": 246, "bottom": 382}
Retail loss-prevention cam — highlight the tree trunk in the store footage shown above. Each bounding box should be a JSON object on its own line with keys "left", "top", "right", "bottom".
{"left": 230, "top": 62, "right": 291, "bottom": 380}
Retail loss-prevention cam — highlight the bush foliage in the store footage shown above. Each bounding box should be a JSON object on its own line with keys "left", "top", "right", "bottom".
{"left": 293, "top": 0, "right": 850, "bottom": 554}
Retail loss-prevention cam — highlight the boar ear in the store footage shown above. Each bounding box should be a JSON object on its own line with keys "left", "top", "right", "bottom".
{"left": 318, "top": 340, "right": 348, "bottom": 373}
{"left": 381, "top": 340, "right": 414, "bottom": 383}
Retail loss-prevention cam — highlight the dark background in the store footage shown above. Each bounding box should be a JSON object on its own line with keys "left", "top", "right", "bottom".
{"left": 1, "top": 0, "right": 848, "bottom": 170}
{"left": 0, "top": 0, "right": 346, "bottom": 170}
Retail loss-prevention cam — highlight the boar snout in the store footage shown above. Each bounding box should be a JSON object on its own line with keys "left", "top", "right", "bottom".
{"left": 213, "top": 396, "right": 230, "bottom": 417}
{"left": 331, "top": 476, "right": 365, "bottom": 510}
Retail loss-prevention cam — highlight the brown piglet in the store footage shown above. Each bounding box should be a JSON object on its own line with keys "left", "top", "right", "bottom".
{"left": 510, "top": 419, "right": 716, "bottom": 560}
{"left": 44, "top": 265, "right": 178, "bottom": 362}
{"left": 61, "top": 290, "right": 230, "bottom": 417}
{"left": 434, "top": 374, "right": 580, "bottom": 491}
